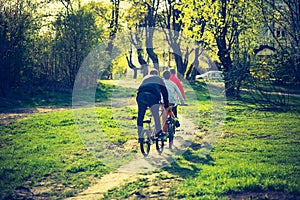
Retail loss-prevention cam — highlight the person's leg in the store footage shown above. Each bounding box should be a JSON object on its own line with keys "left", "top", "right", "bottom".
{"left": 150, "top": 103, "right": 162, "bottom": 136}
{"left": 137, "top": 97, "right": 148, "bottom": 142}
{"left": 161, "top": 106, "right": 168, "bottom": 132}
{"left": 172, "top": 105, "right": 178, "bottom": 118}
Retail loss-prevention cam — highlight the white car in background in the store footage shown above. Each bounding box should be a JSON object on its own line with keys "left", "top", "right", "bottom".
{"left": 196, "top": 71, "right": 224, "bottom": 81}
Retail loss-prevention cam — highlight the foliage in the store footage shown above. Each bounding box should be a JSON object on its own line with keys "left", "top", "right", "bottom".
{"left": 50, "top": 3, "right": 103, "bottom": 89}
{"left": 0, "top": 0, "right": 107, "bottom": 96}
{"left": 259, "top": 0, "right": 300, "bottom": 83}
{"left": 177, "top": 0, "right": 263, "bottom": 98}
{"left": 0, "top": 0, "right": 39, "bottom": 96}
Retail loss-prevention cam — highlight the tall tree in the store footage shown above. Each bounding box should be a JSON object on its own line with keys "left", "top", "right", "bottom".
{"left": 144, "top": 0, "right": 160, "bottom": 70}
{"left": 259, "top": 0, "right": 300, "bottom": 83}
{"left": 129, "top": 28, "right": 149, "bottom": 76}
{"left": 125, "top": 0, "right": 161, "bottom": 76}
{"left": 124, "top": 1, "right": 149, "bottom": 76}
{"left": 0, "top": 0, "right": 37, "bottom": 96}
{"left": 160, "top": 0, "right": 191, "bottom": 79}
{"left": 51, "top": 0, "right": 102, "bottom": 89}
{"left": 107, "top": 0, "right": 120, "bottom": 55}
{"left": 178, "top": 0, "right": 261, "bottom": 98}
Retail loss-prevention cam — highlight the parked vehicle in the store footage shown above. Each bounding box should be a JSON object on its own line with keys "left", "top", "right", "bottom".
{"left": 196, "top": 71, "right": 224, "bottom": 81}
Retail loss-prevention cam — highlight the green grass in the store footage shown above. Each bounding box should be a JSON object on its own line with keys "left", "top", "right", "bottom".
{"left": 1, "top": 80, "right": 299, "bottom": 199}
{"left": 0, "top": 79, "right": 138, "bottom": 199}
{"left": 0, "top": 105, "right": 139, "bottom": 199}
{"left": 100, "top": 81, "right": 300, "bottom": 199}
{"left": 170, "top": 107, "right": 300, "bottom": 199}
{"left": 0, "top": 109, "right": 112, "bottom": 199}
{"left": 0, "top": 81, "right": 120, "bottom": 112}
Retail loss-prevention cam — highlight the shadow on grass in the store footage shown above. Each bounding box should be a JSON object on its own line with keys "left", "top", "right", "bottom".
{"left": 163, "top": 141, "right": 215, "bottom": 179}
{"left": 239, "top": 93, "right": 300, "bottom": 114}
{"left": 0, "top": 81, "right": 138, "bottom": 112}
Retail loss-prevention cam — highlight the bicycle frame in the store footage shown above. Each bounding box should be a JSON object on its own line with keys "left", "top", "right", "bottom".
{"left": 161, "top": 104, "right": 178, "bottom": 149}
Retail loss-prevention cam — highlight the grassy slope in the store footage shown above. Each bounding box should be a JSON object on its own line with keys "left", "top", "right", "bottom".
{"left": 0, "top": 108, "right": 118, "bottom": 199}
{"left": 101, "top": 81, "right": 300, "bottom": 199}
{"left": 0, "top": 81, "right": 114, "bottom": 112}
{"left": 0, "top": 81, "right": 299, "bottom": 199}
{"left": 0, "top": 81, "right": 138, "bottom": 199}
{"left": 172, "top": 105, "right": 299, "bottom": 199}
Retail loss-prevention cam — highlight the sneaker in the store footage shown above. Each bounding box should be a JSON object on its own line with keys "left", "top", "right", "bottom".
{"left": 174, "top": 118, "right": 180, "bottom": 128}
{"left": 155, "top": 130, "right": 163, "bottom": 137}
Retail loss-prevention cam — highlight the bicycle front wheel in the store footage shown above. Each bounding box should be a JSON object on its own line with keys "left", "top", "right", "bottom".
{"left": 140, "top": 130, "right": 151, "bottom": 157}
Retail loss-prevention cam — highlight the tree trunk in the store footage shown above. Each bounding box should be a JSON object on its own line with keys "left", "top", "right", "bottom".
{"left": 126, "top": 52, "right": 139, "bottom": 79}
{"left": 217, "top": 47, "right": 235, "bottom": 98}
{"left": 137, "top": 49, "right": 148, "bottom": 76}
{"left": 174, "top": 53, "right": 184, "bottom": 79}
{"left": 146, "top": 28, "right": 159, "bottom": 70}
{"left": 145, "top": 2, "right": 159, "bottom": 71}
{"left": 107, "top": 0, "right": 120, "bottom": 56}
{"left": 216, "top": 25, "right": 235, "bottom": 98}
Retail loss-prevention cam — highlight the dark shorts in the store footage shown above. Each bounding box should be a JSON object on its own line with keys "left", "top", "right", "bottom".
{"left": 136, "top": 92, "right": 159, "bottom": 107}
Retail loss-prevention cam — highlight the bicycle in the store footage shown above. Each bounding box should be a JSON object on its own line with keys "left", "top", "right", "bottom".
{"left": 163, "top": 105, "right": 179, "bottom": 149}
{"left": 140, "top": 109, "right": 165, "bottom": 157}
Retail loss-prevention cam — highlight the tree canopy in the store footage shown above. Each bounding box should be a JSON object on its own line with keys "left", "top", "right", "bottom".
{"left": 0, "top": 0, "right": 299, "bottom": 98}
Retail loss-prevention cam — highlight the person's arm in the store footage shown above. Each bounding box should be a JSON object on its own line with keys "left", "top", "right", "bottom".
{"left": 177, "top": 80, "right": 186, "bottom": 100}
{"left": 171, "top": 76, "right": 186, "bottom": 100}
{"left": 174, "top": 83, "right": 185, "bottom": 105}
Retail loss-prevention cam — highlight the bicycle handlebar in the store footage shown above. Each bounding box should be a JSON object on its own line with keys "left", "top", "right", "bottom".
{"left": 167, "top": 104, "right": 188, "bottom": 109}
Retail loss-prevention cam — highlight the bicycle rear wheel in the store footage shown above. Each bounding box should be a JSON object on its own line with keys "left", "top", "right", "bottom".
{"left": 140, "top": 130, "right": 151, "bottom": 157}
{"left": 168, "top": 124, "right": 175, "bottom": 149}
{"left": 155, "top": 136, "right": 164, "bottom": 154}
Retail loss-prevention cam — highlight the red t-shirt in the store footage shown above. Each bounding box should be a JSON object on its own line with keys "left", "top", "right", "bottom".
{"left": 170, "top": 74, "right": 186, "bottom": 100}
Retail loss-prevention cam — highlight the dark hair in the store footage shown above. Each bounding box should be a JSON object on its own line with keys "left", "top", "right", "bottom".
{"left": 170, "top": 69, "right": 176, "bottom": 74}
{"left": 149, "top": 68, "right": 159, "bottom": 75}
{"left": 162, "top": 70, "right": 171, "bottom": 79}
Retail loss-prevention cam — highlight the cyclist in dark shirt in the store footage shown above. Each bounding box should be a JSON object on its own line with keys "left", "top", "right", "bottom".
{"left": 136, "top": 69, "right": 169, "bottom": 143}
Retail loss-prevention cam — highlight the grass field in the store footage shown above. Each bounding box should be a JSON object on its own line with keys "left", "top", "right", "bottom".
{"left": 100, "top": 81, "right": 300, "bottom": 199}
{"left": 0, "top": 80, "right": 299, "bottom": 199}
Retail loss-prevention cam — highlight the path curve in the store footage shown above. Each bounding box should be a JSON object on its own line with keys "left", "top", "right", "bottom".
{"left": 66, "top": 113, "right": 196, "bottom": 200}
{"left": 0, "top": 79, "right": 198, "bottom": 199}
{"left": 66, "top": 79, "right": 198, "bottom": 199}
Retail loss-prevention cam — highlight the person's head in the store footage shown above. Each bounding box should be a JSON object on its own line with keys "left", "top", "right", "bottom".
{"left": 149, "top": 68, "right": 159, "bottom": 75}
{"left": 170, "top": 69, "right": 176, "bottom": 75}
{"left": 162, "top": 70, "right": 171, "bottom": 80}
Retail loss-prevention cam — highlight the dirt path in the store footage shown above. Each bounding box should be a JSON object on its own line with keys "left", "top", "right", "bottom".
{"left": 65, "top": 79, "right": 198, "bottom": 199}
{"left": 0, "top": 107, "right": 70, "bottom": 125}
{"left": 66, "top": 113, "right": 196, "bottom": 200}
{"left": 1, "top": 79, "right": 198, "bottom": 199}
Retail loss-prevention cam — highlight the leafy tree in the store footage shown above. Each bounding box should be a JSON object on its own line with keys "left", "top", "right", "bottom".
{"left": 178, "top": 0, "right": 261, "bottom": 98}
{"left": 144, "top": 0, "right": 160, "bottom": 70}
{"left": 259, "top": 0, "right": 300, "bottom": 83}
{"left": 88, "top": 0, "right": 122, "bottom": 78}
{"left": 107, "top": 0, "right": 120, "bottom": 55}
{"left": 51, "top": 1, "right": 103, "bottom": 89}
{"left": 125, "top": 0, "right": 161, "bottom": 71}
{"left": 160, "top": 0, "right": 192, "bottom": 79}
{"left": 0, "top": 0, "right": 38, "bottom": 96}
{"left": 124, "top": 1, "right": 149, "bottom": 77}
